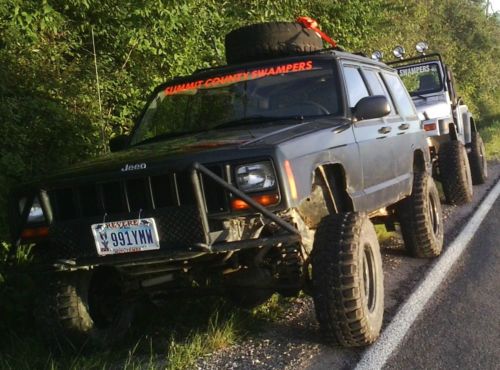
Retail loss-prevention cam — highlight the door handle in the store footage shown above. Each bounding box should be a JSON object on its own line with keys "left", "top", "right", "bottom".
{"left": 398, "top": 123, "right": 410, "bottom": 130}
{"left": 378, "top": 126, "right": 392, "bottom": 134}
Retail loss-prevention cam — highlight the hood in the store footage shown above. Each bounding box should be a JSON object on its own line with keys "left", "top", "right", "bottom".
{"left": 412, "top": 95, "right": 452, "bottom": 120}
{"left": 41, "top": 117, "right": 346, "bottom": 186}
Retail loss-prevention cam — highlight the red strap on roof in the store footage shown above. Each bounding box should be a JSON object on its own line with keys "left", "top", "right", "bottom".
{"left": 296, "top": 16, "right": 337, "bottom": 48}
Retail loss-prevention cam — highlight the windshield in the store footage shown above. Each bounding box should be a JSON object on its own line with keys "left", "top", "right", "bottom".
{"left": 397, "top": 62, "right": 443, "bottom": 96}
{"left": 131, "top": 59, "right": 341, "bottom": 145}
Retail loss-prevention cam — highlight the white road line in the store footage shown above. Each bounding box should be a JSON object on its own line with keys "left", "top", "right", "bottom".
{"left": 355, "top": 179, "right": 500, "bottom": 370}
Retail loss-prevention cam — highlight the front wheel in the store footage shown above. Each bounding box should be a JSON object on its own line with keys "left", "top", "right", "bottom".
{"left": 468, "top": 132, "right": 488, "bottom": 184}
{"left": 397, "top": 172, "right": 444, "bottom": 258}
{"left": 36, "top": 269, "right": 134, "bottom": 351}
{"left": 311, "top": 213, "right": 384, "bottom": 347}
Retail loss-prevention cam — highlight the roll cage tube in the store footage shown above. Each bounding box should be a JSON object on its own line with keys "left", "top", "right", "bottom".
{"left": 388, "top": 53, "right": 448, "bottom": 93}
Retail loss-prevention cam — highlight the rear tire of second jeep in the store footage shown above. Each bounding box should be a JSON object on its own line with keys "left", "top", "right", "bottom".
{"left": 468, "top": 132, "right": 488, "bottom": 185}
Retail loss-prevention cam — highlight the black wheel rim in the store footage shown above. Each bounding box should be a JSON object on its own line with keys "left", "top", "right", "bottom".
{"left": 480, "top": 140, "right": 488, "bottom": 177}
{"left": 428, "top": 190, "right": 440, "bottom": 236}
{"left": 363, "top": 245, "right": 377, "bottom": 312}
{"left": 464, "top": 148, "right": 473, "bottom": 193}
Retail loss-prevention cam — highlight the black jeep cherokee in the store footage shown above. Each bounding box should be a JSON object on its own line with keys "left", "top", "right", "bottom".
{"left": 9, "top": 22, "right": 444, "bottom": 348}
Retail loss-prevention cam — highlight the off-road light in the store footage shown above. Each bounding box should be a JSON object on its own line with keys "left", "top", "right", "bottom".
{"left": 393, "top": 46, "right": 405, "bottom": 59}
{"left": 235, "top": 161, "right": 276, "bottom": 193}
{"left": 19, "top": 196, "right": 45, "bottom": 223}
{"left": 416, "top": 42, "right": 429, "bottom": 54}
{"left": 371, "top": 50, "right": 383, "bottom": 61}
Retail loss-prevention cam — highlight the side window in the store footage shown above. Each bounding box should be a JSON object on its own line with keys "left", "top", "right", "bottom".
{"left": 343, "top": 66, "right": 369, "bottom": 108}
{"left": 383, "top": 73, "right": 417, "bottom": 118}
{"left": 363, "top": 69, "right": 396, "bottom": 115}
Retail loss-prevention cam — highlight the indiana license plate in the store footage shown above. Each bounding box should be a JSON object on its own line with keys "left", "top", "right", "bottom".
{"left": 91, "top": 218, "right": 160, "bottom": 256}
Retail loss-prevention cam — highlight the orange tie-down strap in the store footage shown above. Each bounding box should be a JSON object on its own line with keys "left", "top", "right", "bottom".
{"left": 296, "top": 16, "right": 338, "bottom": 48}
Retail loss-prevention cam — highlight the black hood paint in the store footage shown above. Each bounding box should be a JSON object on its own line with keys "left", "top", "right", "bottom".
{"left": 39, "top": 118, "right": 347, "bottom": 187}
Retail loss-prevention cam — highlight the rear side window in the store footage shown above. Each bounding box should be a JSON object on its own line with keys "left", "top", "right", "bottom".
{"left": 343, "top": 66, "right": 369, "bottom": 108}
{"left": 363, "top": 69, "right": 396, "bottom": 115}
{"left": 383, "top": 73, "right": 417, "bottom": 118}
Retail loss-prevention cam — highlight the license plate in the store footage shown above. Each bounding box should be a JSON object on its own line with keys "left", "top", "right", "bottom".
{"left": 91, "top": 218, "right": 160, "bottom": 256}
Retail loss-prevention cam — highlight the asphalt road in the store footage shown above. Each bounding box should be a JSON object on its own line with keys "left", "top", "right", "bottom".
{"left": 384, "top": 195, "right": 500, "bottom": 370}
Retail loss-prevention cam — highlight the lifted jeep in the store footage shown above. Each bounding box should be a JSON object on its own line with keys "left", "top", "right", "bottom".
{"left": 388, "top": 43, "right": 488, "bottom": 205}
{"left": 9, "top": 22, "right": 443, "bottom": 348}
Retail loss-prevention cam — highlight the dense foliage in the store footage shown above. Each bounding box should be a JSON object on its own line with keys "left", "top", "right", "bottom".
{"left": 0, "top": 0, "right": 499, "bottom": 241}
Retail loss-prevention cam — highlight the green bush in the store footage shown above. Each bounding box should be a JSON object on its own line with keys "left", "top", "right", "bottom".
{"left": 1, "top": 0, "right": 498, "bottom": 243}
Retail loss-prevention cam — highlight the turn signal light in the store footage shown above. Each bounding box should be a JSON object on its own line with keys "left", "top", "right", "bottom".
{"left": 231, "top": 193, "right": 280, "bottom": 211}
{"left": 20, "top": 226, "right": 49, "bottom": 240}
{"left": 424, "top": 123, "right": 437, "bottom": 131}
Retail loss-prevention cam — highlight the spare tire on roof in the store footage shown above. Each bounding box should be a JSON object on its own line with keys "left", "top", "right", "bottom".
{"left": 225, "top": 22, "right": 324, "bottom": 65}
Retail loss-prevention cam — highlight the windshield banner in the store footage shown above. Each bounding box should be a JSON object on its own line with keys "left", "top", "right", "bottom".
{"left": 165, "top": 60, "right": 314, "bottom": 95}
{"left": 397, "top": 64, "right": 432, "bottom": 77}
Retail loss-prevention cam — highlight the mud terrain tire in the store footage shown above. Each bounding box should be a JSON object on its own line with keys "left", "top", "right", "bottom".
{"left": 225, "top": 22, "right": 323, "bottom": 64}
{"left": 468, "top": 132, "right": 488, "bottom": 185}
{"left": 311, "top": 213, "right": 384, "bottom": 347}
{"left": 37, "top": 269, "right": 133, "bottom": 351}
{"left": 439, "top": 140, "right": 473, "bottom": 204}
{"left": 397, "top": 172, "right": 444, "bottom": 257}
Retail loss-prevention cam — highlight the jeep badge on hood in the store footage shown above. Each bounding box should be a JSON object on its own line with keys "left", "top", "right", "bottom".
{"left": 121, "top": 163, "right": 147, "bottom": 172}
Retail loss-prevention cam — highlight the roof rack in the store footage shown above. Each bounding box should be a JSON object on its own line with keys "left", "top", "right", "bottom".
{"left": 387, "top": 53, "right": 443, "bottom": 67}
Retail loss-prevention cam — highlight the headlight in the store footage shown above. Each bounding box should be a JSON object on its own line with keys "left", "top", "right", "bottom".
{"left": 235, "top": 161, "right": 276, "bottom": 192}
{"left": 19, "top": 197, "right": 45, "bottom": 223}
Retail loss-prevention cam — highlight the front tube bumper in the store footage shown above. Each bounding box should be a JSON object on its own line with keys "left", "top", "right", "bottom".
{"left": 191, "top": 162, "right": 300, "bottom": 252}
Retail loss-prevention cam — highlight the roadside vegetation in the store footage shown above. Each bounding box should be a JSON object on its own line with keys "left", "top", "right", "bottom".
{"left": 480, "top": 117, "right": 500, "bottom": 160}
{"left": 0, "top": 0, "right": 499, "bottom": 368}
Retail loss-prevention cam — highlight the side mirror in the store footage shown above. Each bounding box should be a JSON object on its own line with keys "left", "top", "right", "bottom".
{"left": 353, "top": 95, "right": 391, "bottom": 121}
{"left": 109, "top": 135, "right": 130, "bottom": 152}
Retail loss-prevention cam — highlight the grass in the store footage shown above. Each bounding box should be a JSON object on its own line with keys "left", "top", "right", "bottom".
{"left": 0, "top": 242, "right": 296, "bottom": 370}
{"left": 479, "top": 118, "right": 500, "bottom": 161}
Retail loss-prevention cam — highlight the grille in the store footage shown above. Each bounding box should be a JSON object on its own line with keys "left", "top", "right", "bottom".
{"left": 48, "top": 166, "right": 228, "bottom": 222}
{"left": 49, "top": 206, "right": 205, "bottom": 259}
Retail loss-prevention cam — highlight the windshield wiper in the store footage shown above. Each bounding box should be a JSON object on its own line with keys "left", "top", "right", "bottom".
{"left": 214, "top": 115, "right": 306, "bottom": 130}
{"left": 133, "top": 129, "right": 204, "bottom": 146}
{"left": 411, "top": 93, "right": 428, "bottom": 100}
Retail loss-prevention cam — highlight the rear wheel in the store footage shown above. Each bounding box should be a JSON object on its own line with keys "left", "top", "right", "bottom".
{"left": 397, "top": 172, "right": 444, "bottom": 258}
{"left": 468, "top": 132, "right": 488, "bottom": 184}
{"left": 438, "top": 140, "right": 473, "bottom": 205}
{"left": 311, "top": 213, "right": 384, "bottom": 347}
